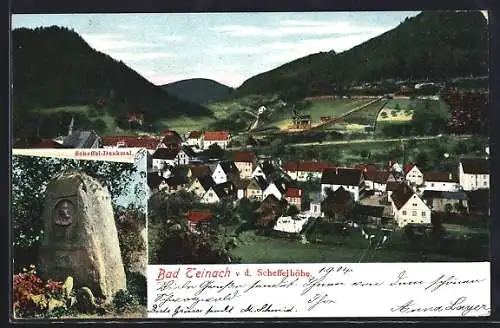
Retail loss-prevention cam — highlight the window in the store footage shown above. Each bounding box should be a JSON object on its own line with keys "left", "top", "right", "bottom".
{"left": 484, "top": 181, "right": 487, "bottom": 186}
{"left": 402, "top": 210, "right": 407, "bottom": 215}
{"left": 422, "top": 212, "right": 426, "bottom": 217}
{"left": 431, "top": 183, "right": 435, "bottom": 187}
{"left": 412, "top": 211, "right": 417, "bottom": 216}
{"left": 413, "top": 203, "right": 417, "bottom": 207}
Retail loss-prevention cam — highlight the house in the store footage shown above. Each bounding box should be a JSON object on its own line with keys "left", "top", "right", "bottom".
{"left": 187, "top": 211, "right": 213, "bottom": 234}
{"left": 230, "top": 177, "right": 251, "bottom": 200}
{"left": 263, "top": 180, "right": 287, "bottom": 200}
{"left": 390, "top": 182, "right": 431, "bottom": 228}
{"left": 372, "top": 170, "right": 390, "bottom": 194}
{"left": 211, "top": 161, "right": 240, "bottom": 184}
{"left": 251, "top": 163, "right": 267, "bottom": 179}
{"left": 283, "top": 161, "right": 335, "bottom": 182}
{"left": 459, "top": 157, "right": 490, "bottom": 191}
{"left": 422, "top": 190, "right": 469, "bottom": 214}
{"left": 255, "top": 194, "right": 287, "bottom": 227}
{"left": 422, "top": 172, "right": 461, "bottom": 192}
{"left": 404, "top": 164, "right": 424, "bottom": 186}
{"left": 285, "top": 188, "right": 304, "bottom": 211}
{"left": 292, "top": 114, "right": 312, "bottom": 129}
{"left": 187, "top": 165, "right": 212, "bottom": 179}
{"left": 354, "top": 164, "right": 378, "bottom": 190}
{"left": 188, "top": 175, "right": 216, "bottom": 198}
{"left": 185, "top": 131, "right": 203, "bottom": 149}
{"left": 388, "top": 160, "right": 403, "bottom": 174}
{"left": 159, "top": 130, "right": 183, "bottom": 150}
{"left": 151, "top": 148, "right": 189, "bottom": 170}
{"left": 232, "top": 151, "right": 257, "bottom": 179}
{"left": 13, "top": 138, "right": 73, "bottom": 149}
{"left": 202, "top": 131, "right": 231, "bottom": 150}
{"left": 273, "top": 215, "right": 309, "bottom": 234}
{"left": 321, "top": 167, "right": 365, "bottom": 202}
{"left": 245, "top": 176, "right": 269, "bottom": 200}
{"left": 322, "top": 186, "right": 355, "bottom": 219}
{"left": 201, "top": 181, "right": 237, "bottom": 204}
{"left": 309, "top": 193, "right": 323, "bottom": 217}
{"left": 62, "top": 130, "right": 101, "bottom": 148}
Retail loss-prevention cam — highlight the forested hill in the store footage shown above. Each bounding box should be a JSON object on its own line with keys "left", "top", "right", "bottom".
{"left": 162, "top": 78, "right": 235, "bottom": 105}
{"left": 236, "top": 11, "right": 489, "bottom": 97}
{"left": 12, "top": 26, "right": 213, "bottom": 121}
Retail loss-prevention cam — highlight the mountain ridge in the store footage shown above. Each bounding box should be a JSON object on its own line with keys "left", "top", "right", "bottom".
{"left": 161, "top": 78, "right": 235, "bottom": 105}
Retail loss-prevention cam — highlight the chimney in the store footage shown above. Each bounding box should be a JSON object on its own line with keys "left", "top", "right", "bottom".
{"left": 336, "top": 168, "right": 338, "bottom": 175}
{"left": 299, "top": 189, "right": 302, "bottom": 196}
{"left": 449, "top": 173, "right": 452, "bottom": 181}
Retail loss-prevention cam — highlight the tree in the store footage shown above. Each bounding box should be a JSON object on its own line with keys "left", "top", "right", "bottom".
{"left": 12, "top": 155, "right": 141, "bottom": 271}
{"left": 380, "top": 111, "right": 388, "bottom": 119}
{"left": 90, "top": 118, "right": 108, "bottom": 134}
{"left": 286, "top": 205, "right": 300, "bottom": 217}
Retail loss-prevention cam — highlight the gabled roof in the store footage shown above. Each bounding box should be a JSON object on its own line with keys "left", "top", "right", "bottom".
{"left": 321, "top": 168, "right": 362, "bottom": 186}
{"left": 424, "top": 171, "right": 458, "bottom": 183}
{"left": 161, "top": 130, "right": 183, "bottom": 144}
{"left": 212, "top": 181, "right": 237, "bottom": 198}
{"left": 204, "top": 131, "right": 231, "bottom": 141}
{"left": 187, "top": 211, "right": 213, "bottom": 223}
{"left": 231, "top": 177, "right": 251, "bottom": 189}
{"left": 197, "top": 175, "right": 216, "bottom": 191}
{"left": 28, "top": 139, "right": 72, "bottom": 148}
{"left": 372, "top": 169, "right": 390, "bottom": 184}
{"left": 232, "top": 151, "right": 256, "bottom": 163}
{"left": 63, "top": 130, "right": 100, "bottom": 148}
{"left": 403, "top": 163, "right": 416, "bottom": 174}
{"left": 152, "top": 147, "right": 179, "bottom": 160}
{"left": 286, "top": 188, "right": 303, "bottom": 198}
{"left": 260, "top": 161, "right": 277, "bottom": 176}
{"left": 283, "top": 161, "right": 335, "bottom": 173}
{"left": 190, "top": 165, "right": 212, "bottom": 178}
{"left": 187, "top": 131, "right": 202, "bottom": 139}
{"left": 219, "top": 161, "right": 239, "bottom": 175}
{"left": 354, "top": 164, "right": 378, "bottom": 180}
{"left": 390, "top": 183, "right": 415, "bottom": 210}
{"left": 181, "top": 145, "right": 198, "bottom": 158}
{"left": 267, "top": 180, "right": 287, "bottom": 195}
{"left": 460, "top": 157, "right": 489, "bottom": 174}
{"left": 249, "top": 176, "right": 269, "bottom": 191}
{"left": 101, "top": 136, "right": 160, "bottom": 149}
{"left": 329, "top": 186, "right": 353, "bottom": 205}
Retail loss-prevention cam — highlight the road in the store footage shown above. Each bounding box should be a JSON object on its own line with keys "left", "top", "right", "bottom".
{"left": 286, "top": 135, "right": 472, "bottom": 148}
{"left": 227, "top": 134, "right": 472, "bottom": 151}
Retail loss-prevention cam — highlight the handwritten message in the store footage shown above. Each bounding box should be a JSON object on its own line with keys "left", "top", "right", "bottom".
{"left": 147, "top": 263, "right": 490, "bottom": 318}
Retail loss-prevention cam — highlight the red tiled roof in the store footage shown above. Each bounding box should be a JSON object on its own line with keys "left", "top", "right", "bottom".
{"left": 286, "top": 188, "right": 303, "bottom": 198}
{"left": 101, "top": 136, "right": 160, "bottom": 149}
{"left": 32, "top": 139, "right": 66, "bottom": 148}
{"left": 187, "top": 131, "right": 202, "bottom": 139}
{"left": 232, "top": 151, "right": 256, "bottom": 163}
{"left": 403, "top": 163, "right": 415, "bottom": 174}
{"left": 354, "top": 164, "right": 378, "bottom": 180}
{"left": 424, "top": 171, "right": 458, "bottom": 182}
{"left": 187, "top": 211, "right": 213, "bottom": 223}
{"left": 283, "top": 161, "right": 335, "bottom": 173}
{"left": 203, "top": 131, "right": 230, "bottom": 141}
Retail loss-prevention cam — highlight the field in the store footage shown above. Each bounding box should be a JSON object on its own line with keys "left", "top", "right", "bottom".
{"left": 231, "top": 230, "right": 469, "bottom": 263}
{"left": 158, "top": 116, "right": 216, "bottom": 134}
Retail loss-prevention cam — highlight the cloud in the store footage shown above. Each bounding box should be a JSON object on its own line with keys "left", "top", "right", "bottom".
{"left": 209, "top": 21, "right": 388, "bottom": 38}
{"left": 109, "top": 51, "right": 175, "bottom": 62}
{"left": 81, "top": 33, "right": 159, "bottom": 51}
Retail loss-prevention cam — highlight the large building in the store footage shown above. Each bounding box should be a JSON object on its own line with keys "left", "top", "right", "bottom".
{"left": 459, "top": 157, "right": 489, "bottom": 191}
{"left": 321, "top": 167, "right": 365, "bottom": 202}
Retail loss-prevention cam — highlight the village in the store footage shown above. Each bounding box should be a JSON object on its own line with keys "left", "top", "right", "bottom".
{"left": 101, "top": 127, "right": 490, "bottom": 261}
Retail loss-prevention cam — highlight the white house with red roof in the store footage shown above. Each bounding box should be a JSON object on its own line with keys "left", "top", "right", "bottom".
{"left": 184, "top": 131, "right": 203, "bottom": 149}
{"left": 404, "top": 164, "right": 424, "bottom": 186}
{"left": 202, "top": 131, "right": 231, "bottom": 150}
{"left": 187, "top": 211, "right": 213, "bottom": 234}
{"left": 285, "top": 188, "right": 304, "bottom": 210}
{"left": 283, "top": 161, "right": 335, "bottom": 182}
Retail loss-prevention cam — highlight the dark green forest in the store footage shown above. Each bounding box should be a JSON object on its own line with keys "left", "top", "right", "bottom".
{"left": 12, "top": 26, "right": 213, "bottom": 137}
{"left": 161, "top": 78, "right": 235, "bottom": 105}
{"left": 236, "top": 11, "right": 489, "bottom": 97}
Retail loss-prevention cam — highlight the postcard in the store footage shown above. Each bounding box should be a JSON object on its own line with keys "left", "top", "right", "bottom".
{"left": 11, "top": 148, "right": 148, "bottom": 319}
{"left": 10, "top": 10, "right": 490, "bottom": 320}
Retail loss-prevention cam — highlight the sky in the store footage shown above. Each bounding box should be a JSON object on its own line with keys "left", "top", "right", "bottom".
{"left": 12, "top": 12, "right": 422, "bottom": 88}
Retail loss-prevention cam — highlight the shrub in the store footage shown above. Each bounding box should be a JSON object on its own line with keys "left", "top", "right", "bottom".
{"left": 112, "top": 289, "right": 139, "bottom": 314}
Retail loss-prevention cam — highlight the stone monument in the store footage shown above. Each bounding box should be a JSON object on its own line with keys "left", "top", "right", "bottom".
{"left": 38, "top": 170, "right": 127, "bottom": 302}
